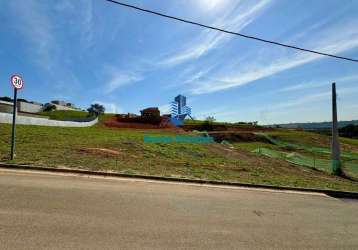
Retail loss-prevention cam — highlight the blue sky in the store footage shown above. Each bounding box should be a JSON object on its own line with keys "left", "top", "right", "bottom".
{"left": 0, "top": 0, "right": 358, "bottom": 124}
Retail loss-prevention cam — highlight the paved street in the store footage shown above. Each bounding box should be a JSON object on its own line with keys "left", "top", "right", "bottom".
{"left": 0, "top": 169, "right": 357, "bottom": 249}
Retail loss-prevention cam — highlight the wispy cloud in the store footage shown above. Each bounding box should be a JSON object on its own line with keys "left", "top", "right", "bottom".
{"left": 188, "top": 18, "right": 358, "bottom": 95}
{"left": 104, "top": 68, "right": 143, "bottom": 94}
{"left": 10, "top": 0, "right": 54, "bottom": 69}
{"left": 272, "top": 91, "right": 331, "bottom": 110}
{"left": 269, "top": 86, "right": 358, "bottom": 110}
{"left": 55, "top": 0, "right": 94, "bottom": 49}
{"left": 80, "top": 0, "right": 94, "bottom": 49}
{"left": 7, "top": 0, "right": 85, "bottom": 98}
{"left": 278, "top": 74, "right": 358, "bottom": 93}
{"left": 194, "top": 0, "right": 231, "bottom": 12}
{"left": 160, "top": 0, "right": 272, "bottom": 66}
{"left": 278, "top": 81, "right": 326, "bottom": 93}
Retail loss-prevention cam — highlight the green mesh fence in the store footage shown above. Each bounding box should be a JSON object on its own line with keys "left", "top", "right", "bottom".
{"left": 252, "top": 147, "right": 358, "bottom": 178}
{"left": 256, "top": 133, "right": 358, "bottom": 160}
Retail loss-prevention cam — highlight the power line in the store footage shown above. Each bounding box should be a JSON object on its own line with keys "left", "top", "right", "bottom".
{"left": 103, "top": 0, "right": 358, "bottom": 63}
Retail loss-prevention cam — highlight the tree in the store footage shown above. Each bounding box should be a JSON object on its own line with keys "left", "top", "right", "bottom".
{"left": 339, "top": 124, "right": 358, "bottom": 139}
{"left": 202, "top": 116, "right": 216, "bottom": 131}
{"left": 205, "top": 116, "right": 216, "bottom": 123}
{"left": 87, "top": 103, "right": 105, "bottom": 117}
{"left": 0, "top": 96, "right": 13, "bottom": 102}
{"left": 17, "top": 98, "right": 29, "bottom": 103}
{"left": 43, "top": 103, "right": 57, "bottom": 112}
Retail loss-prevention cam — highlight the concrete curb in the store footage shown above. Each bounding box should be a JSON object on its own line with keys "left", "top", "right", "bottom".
{"left": 0, "top": 163, "right": 357, "bottom": 199}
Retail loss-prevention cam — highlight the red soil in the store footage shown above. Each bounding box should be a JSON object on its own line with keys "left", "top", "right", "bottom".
{"left": 104, "top": 116, "right": 179, "bottom": 130}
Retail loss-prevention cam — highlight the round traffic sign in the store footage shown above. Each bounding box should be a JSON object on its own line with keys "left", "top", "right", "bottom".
{"left": 11, "top": 75, "right": 24, "bottom": 90}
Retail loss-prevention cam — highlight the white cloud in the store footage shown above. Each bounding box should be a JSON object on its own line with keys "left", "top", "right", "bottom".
{"left": 80, "top": 0, "right": 94, "bottom": 49}
{"left": 269, "top": 86, "right": 358, "bottom": 110}
{"left": 190, "top": 52, "right": 319, "bottom": 94}
{"left": 272, "top": 91, "right": 331, "bottom": 110}
{"left": 104, "top": 68, "right": 143, "bottom": 94}
{"left": 189, "top": 21, "right": 358, "bottom": 95}
{"left": 9, "top": 0, "right": 54, "bottom": 69}
{"left": 158, "top": 104, "right": 171, "bottom": 114}
{"left": 161, "top": 0, "right": 272, "bottom": 66}
{"left": 194, "top": 0, "right": 231, "bottom": 12}
{"left": 7, "top": 0, "right": 85, "bottom": 97}
{"left": 257, "top": 86, "right": 358, "bottom": 124}
{"left": 100, "top": 65, "right": 144, "bottom": 94}
{"left": 278, "top": 74, "right": 358, "bottom": 93}
{"left": 278, "top": 81, "right": 326, "bottom": 93}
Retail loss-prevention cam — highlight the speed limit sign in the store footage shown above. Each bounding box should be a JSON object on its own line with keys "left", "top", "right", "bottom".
{"left": 11, "top": 75, "right": 24, "bottom": 90}
{"left": 9, "top": 74, "right": 24, "bottom": 160}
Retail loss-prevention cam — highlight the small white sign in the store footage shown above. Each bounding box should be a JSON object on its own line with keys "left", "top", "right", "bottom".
{"left": 11, "top": 75, "right": 24, "bottom": 90}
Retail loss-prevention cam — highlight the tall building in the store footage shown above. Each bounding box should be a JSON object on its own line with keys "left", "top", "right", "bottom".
{"left": 174, "top": 95, "right": 186, "bottom": 114}
{"left": 170, "top": 95, "right": 192, "bottom": 126}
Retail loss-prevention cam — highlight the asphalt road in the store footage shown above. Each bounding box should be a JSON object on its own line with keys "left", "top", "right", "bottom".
{"left": 0, "top": 169, "right": 357, "bottom": 250}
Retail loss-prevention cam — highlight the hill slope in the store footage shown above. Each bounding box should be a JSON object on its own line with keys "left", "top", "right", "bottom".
{"left": 0, "top": 120, "right": 357, "bottom": 191}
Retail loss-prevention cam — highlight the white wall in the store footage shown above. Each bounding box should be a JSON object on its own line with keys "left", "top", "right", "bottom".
{"left": 0, "top": 112, "right": 98, "bottom": 127}
{"left": 18, "top": 101, "right": 43, "bottom": 113}
{"left": 0, "top": 101, "right": 13, "bottom": 113}
{"left": 52, "top": 104, "right": 80, "bottom": 111}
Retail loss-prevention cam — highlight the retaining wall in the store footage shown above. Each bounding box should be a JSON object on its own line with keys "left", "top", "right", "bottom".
{"left": 0, "top": 112, "right": 98, "bottom": 127}
{"left": 0, "top": 101, "right": 13, "bottom": 113}
{"left": 17, "top": 101, "right": 43, "bottom": 113}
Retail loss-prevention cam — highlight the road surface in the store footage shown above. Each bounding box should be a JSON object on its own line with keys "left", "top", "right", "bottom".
{"left": 0, "top": 169, "right": 357, "bottom": 249}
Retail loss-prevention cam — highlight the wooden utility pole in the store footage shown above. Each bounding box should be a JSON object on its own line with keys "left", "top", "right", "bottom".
{"left": 331, "top": 82, "right": 342, "bottom": 175}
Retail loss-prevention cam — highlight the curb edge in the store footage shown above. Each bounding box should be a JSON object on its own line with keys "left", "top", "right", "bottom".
{"left": 0, "top": 163, "right": 357, "bottom": 199}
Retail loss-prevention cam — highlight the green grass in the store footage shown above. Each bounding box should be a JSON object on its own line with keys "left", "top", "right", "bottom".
{"left": 266, "top": 129, "right": 331, "bottom": 147}
{"left": 233, "top": 142, "right": 278, "bottom": 152}
{"left": 0, "top": 123, "right": 357, "bottom": 191}
{"left": 341, "top": 137, "right": 358, "bottom": 147}
{"left": 184, "top": 119, "right": 256, "bottom": 127}
{"left": 39, "top": 110, "right": 90, "bottom": 120}
{"left": 235, "top": 130, "right": 358, "bottom": 180}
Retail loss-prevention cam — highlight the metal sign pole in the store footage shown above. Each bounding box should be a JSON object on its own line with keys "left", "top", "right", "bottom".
{"left": 10, "top": 87, "right": 18, "bottom": 160}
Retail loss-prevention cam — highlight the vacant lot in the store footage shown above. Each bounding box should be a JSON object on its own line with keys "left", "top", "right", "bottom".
{"left": 0, "top": 117, "right": 357, "bottom": 191}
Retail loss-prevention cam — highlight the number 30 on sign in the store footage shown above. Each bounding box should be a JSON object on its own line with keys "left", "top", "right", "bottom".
{"left": 11, "top": 75, "right": 24, "bottom": 90}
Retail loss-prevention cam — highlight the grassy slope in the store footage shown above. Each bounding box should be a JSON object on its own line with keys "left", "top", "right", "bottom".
{"left": 267, "top": 129, "right": 358, "bottom": 152}
{"left": 39, "top": 110, "right": 90, "bottom": 120}
{"left": 234, "top": 129, "right": 358, "bottom": 179}
{"left": 0, "top": 118, "right": 357, "bottom": 191}
{"left": 265, "top": 129, "right": 358, "bottom": 161}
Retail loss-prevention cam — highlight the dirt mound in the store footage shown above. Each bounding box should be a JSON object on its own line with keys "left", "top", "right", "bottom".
{"left": 181, "top": 124, "right": 274, "bottom": 132}
{"left": 104, "top": 116, "right": 180, "bottom": 130}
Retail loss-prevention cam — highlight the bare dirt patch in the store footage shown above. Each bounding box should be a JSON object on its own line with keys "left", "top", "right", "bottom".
{"left": 104, "top": 116, "right": 180, "bottom": 130}
{"left": 79, "top": 148, "right": 122, "bottom": 157}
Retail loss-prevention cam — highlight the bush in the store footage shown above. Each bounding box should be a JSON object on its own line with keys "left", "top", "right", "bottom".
{"left": 43, "top": 103, "right": 57, "bottom": 112}
{"left": 339, "top": 124, "right": 358, "bottom": 139}
{"left": 87, "top": 104, "right": 105, "bottom": 117}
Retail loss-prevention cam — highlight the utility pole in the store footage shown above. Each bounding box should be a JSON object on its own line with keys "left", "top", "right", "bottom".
{"left": 331, "top": 82, "right": 342, "bottom": 175}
